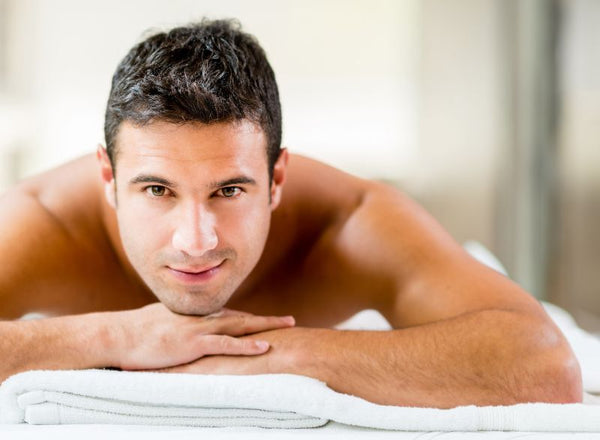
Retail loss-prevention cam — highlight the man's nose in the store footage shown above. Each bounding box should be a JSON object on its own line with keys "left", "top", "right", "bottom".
{"left": 171, "top": 204, "right": 218, "bottom": 257}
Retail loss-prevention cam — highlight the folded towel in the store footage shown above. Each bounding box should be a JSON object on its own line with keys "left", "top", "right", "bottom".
{"left": 0, "top": 371, "right": 327, "bottom": 428}
{"left": 1, "top": 369, "right": 600, "bottom": 431}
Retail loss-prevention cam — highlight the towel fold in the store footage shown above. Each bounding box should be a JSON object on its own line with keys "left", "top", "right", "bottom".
{"left": 1, "top": 369, "right": 600, "bottom": 431}
{"left": 0, "top": 371, "right": 328, "bottom": 428}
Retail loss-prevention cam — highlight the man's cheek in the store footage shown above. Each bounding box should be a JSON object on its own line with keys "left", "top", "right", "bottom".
{"left": 122, "top": 208, "right": 167, "bottom": 243}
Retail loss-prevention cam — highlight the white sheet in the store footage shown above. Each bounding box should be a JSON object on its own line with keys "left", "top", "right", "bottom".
{"left": 3, "top": 422, "right": 600, "bottom": 440}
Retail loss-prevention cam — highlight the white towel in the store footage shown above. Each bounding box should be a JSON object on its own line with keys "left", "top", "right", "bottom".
{"left": 0, "top": 371, "right": 327, "bottom": 428}
{"left": 1, "top": 369, "right": 600, "bottom": 431}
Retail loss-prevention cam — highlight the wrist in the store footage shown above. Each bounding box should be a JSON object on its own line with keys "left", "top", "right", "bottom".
{"left": 70, "top": 311, "right": 124, "bottom": 369}
{"left": 280, "top": 327, "right": 338, "bottom": 385}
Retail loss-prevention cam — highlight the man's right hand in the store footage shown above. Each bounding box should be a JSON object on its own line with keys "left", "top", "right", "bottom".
{"left": 105, "top": 303, "right": 296, "bottom": 371}
{"left": 0, "top": 303, "right": 295, "bottom": 383}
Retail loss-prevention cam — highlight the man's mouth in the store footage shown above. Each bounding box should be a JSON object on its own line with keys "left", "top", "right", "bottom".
{"left": 170, "top": 262, "right": 223, "bottom": 274}
{"left": 166, "top": 261, "right": 225, "bottom": 283}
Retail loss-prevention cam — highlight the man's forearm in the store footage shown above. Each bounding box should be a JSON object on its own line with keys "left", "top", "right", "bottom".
{"left": 288, "top": 309, "right": 582, "bottom": 408}
{"left": 0, "top": 313, "right": 114, "bottom": 383}
{"left": 0, "top": 304, "right": 297, "bottom": 384}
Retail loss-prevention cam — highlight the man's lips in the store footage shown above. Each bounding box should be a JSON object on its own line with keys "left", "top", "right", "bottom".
{"left": 166, "top": 261, "right": 225, "bottom": 283}
{"left": 168, "top": 261, "right": 224, "bottom": 274}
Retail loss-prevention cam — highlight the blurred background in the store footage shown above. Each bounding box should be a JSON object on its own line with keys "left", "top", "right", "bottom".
{"left": 0, "top": 0, "right": 598, "bottom": 331}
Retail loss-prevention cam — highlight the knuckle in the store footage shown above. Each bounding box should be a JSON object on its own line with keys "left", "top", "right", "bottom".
{"left": 217, "top": 336, "right": 234, "bottom": 352}
{"left": 205, "top": 317, "right": 228, "bottom": 334}
{"left": 193, "top": 335, "right": 213, "bottom": 357}
{"left": 232, "top": 315, "right": 250, "bottom": 330}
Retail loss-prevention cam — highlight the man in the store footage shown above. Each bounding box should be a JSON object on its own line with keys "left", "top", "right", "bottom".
{"left": 0, "top": 19, "right": 582, "bottom": 408}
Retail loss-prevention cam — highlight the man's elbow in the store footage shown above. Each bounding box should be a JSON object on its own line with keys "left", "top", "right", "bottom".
{"left": 545, "top": 343, "right": 583, "bottom": 404}
{"left": 519, "top": 323, "right": 583, "bottom": 404}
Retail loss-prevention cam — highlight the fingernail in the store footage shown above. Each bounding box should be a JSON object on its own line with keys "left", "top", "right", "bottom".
{"left": 283, "top": 316, "right": 295, "bottom": 325}
{"left": 255, "top": 340, "right": 270, "bottom": 350}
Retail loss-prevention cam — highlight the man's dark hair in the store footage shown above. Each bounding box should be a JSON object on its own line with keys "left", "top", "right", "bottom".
{"left": 104, "top": 18, "right": 282, "bottom": 180}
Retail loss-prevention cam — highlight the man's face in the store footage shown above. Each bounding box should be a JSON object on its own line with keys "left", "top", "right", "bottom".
{"left": 99, "top": 119, "right": 286, "bottom": 315}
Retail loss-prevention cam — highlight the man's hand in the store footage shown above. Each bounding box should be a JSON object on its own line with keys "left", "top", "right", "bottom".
{"left": 0, "top": 303, "right": 295, "bottom": 383}
{"left": 151, "top": 327, "right": 322, "bottom": 378}
{"left": 151, "top": 309, "right": 583, "bottom": 408}
{"left": 106, "top": 303, "right": 296, "bottom": 371}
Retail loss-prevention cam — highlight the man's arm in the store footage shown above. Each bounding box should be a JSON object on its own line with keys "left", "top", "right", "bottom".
{"left": 159, "top": 182, "right": 582, "bottom": 408}
{"left": 334, "top": 183, "right": 582, "bottom": 406}
{"left": 0, "top": 304, "right": 296, "bottom": 383}
{"left": 0, "top": 190, "right": 294, "bottom": 382}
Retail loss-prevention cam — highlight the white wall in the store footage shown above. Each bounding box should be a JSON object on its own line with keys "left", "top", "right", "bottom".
{"left": 0, "top": 0, "right": 421, "bottom": 185}
{"left": 552, "top": 0, "right": 600, "bottom": 330}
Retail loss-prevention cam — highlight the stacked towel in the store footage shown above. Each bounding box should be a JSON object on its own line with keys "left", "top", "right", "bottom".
{"left": 0, "top": 371, "right": 327, "bottom": 428}
{"left": 1, "top": 369, "right": 600, "bottom": 431}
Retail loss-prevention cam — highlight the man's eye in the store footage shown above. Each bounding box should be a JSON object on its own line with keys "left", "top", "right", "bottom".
{"left": 219, "top": 187, "right": 242, "bottom": 198}
{"left": 146, "top": 185, "right": 167, "bottom": 197}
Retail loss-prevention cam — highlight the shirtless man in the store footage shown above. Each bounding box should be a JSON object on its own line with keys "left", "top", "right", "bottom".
{"left": 0, "top": 19, "right": 582, "bottom": 408}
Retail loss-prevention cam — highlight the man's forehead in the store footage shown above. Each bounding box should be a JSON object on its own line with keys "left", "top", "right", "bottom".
{"left": 116, "top": 119, "right": 265, "bottom": 152}
{"left": 114, "top": 119, "right": 268, "bottom": 174}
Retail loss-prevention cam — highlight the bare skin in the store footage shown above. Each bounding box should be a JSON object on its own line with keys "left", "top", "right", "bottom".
{"left": 0, "top": 120, "right": 583, "bottom": 408}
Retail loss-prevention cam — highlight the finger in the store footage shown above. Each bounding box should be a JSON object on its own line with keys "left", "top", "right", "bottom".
{"left": 211, "top": 314, "right": 295, "bottom": 336}
{"left": 220, "top": 308, "right": 254, "bottom": 316}
{"left": 154, "top": 356, "right": 231, "bottom": 375}
{"left": 204, "top": 308, "right": 252, "bottom": 319}
{"left": 196, "top": 335, "right": 271, "bottom": 356}
{"left": 151, "top": 364, "right": 193, "bottom": 374}
{"left": 156, "top": 363, "right": 196, "bottom": 374}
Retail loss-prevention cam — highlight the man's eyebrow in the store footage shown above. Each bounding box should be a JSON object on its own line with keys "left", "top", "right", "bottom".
{"left": 128, "top": 175, "right": 256, "bottom": 189}
{"left": 210, "top": 177, "right": 257, "bottom": 189}
{"left": 129, "top": 175, "right": 177, "bottom": 188}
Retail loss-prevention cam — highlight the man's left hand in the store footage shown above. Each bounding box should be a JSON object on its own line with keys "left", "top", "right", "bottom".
{"left": 152, "top": 327, "right": 328, "bottom": 379}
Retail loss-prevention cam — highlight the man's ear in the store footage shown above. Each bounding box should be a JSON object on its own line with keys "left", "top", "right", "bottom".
{"left": 269, "top": 148, "right": 289, "bottom": 210}
{"left": 96, "top": 144, "right": 117, "bottom": 209}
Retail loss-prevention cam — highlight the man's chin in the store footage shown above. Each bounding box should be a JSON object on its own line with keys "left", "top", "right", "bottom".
{"left": 144, "top": 272, "right": 241, "bottom": 315}
{"left": 157, "top": 293, "right": 229, "bottom": 316}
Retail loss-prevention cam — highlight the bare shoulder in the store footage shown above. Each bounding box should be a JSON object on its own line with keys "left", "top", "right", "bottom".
{"left": 264, "top": 154, "right": 400, "bottom": 315}
{"left": 15, "top": 154, "right": 104, "bottom": 233}
{"left": 270, "top": 153, "right": 381, "bottom": 267}
{"left": 0, "top": 154, "right": 117, "bottom": 318}
{"left": 303, "top": 165, "right": 545, "bottom": 329}
{"left": 279, "top": 156, "right": 541, "bottom": 328}
{"left": 281, "top": 154, "right": 373, "bottom": 220}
